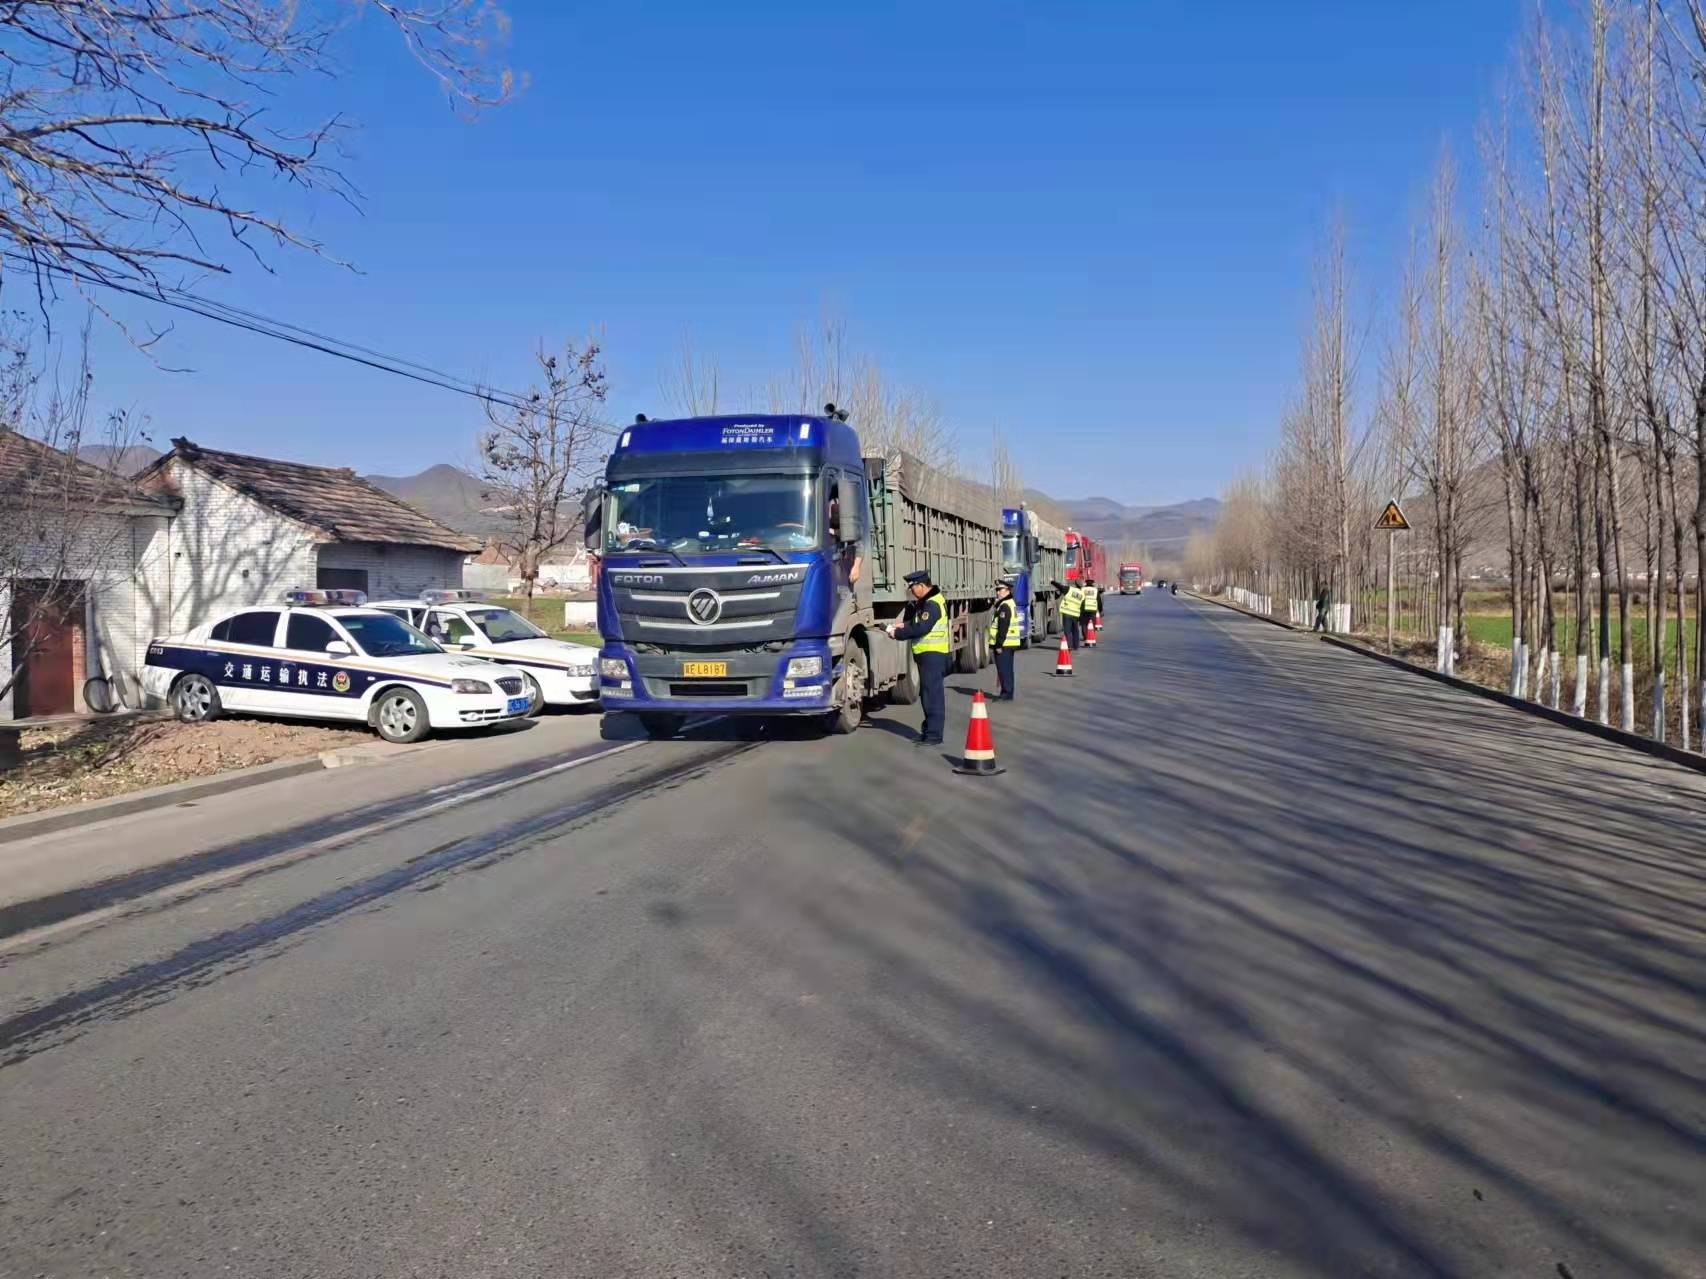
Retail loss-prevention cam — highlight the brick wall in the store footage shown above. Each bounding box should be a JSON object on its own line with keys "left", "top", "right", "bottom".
{"left": 314, "top": 543, "right": 466, "bottom": 600}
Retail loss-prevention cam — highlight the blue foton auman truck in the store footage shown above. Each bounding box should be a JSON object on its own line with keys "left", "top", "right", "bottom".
{"left": 584, "top": 411, "right": 1011, "bottom": 738}
{"left": 1000, "top": 504, "right": 1067, "bottom": 647}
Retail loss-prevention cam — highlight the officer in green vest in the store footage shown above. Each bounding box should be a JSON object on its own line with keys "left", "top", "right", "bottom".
{"left": 1059, "top": 579, "right": 1085, "bottom": 650}
{"left": 1082, "top": 579, "right": 1102, "bottom": 631}
{"left": 886, "top": 569, "right": 949, "bottom": 745}
{"left": 988, "top": 577, "right": 1021, "bottom": 700}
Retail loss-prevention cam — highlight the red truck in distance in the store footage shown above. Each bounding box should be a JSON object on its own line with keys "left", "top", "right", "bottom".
{"left": 1118, "top": 563, "right": 1144, "bottom": 594}
{"left": 1064, "top": 530, "right": 1106, "bottom": 587}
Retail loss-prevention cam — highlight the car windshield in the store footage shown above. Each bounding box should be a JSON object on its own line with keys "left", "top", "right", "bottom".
{"left": 337, "top": 612, "right": 441, "bottom": 658}
{"left": 468, "top": 607, "right": 546, "bottom": 642}
{"left": 605, "top": 474, "right": 818, "bottom": 554}
{"left": 1001, "top": 532, "right": 1024, "bottom": 575}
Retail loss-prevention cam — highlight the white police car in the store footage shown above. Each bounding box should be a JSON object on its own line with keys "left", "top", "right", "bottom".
{"left": 370, "top": 591, "right": 599, "bottom": 714}
{"left": 141, "top": 590, "right": 534, "bottom": 743}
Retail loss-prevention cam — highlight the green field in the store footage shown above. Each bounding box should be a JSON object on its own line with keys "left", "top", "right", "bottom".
{"left": 1460, "top": 613, "right": 1699, "bottom": 663}
{"left": 488, "top": 595, "right": 600, "bottom": 647}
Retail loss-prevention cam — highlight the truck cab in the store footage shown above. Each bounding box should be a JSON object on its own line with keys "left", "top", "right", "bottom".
{"left": 586, "top": 413, "right": 1002, "bottom": 739}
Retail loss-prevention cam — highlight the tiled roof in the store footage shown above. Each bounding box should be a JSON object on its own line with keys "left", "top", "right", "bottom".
{"left": 0, "top": 431, "right": 176, "bottom": 511}
{"left": 141, "top": 439, "right": 481, "bottom": 553}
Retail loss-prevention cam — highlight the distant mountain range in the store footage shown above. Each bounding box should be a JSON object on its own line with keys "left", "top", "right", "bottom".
{"left": 75, "top": 445, "right": 1220, "bottom": 557}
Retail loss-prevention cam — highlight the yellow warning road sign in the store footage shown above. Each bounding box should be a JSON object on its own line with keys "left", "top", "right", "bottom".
{"left": 1375, "top": 501, "right": 1410, "bottom": 532}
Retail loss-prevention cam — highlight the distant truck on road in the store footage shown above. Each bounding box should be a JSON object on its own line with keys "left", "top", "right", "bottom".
{"left": 1065, "top": 529, "right": 1107, "bottom": 588}
{"left": 1119, "top": 563, "right": 1144, "bottom": 594}
{"left": 1001, "top": 505, "right": 1065, "bottom": 647}
{"left": 584, "top": 411, "right": 1007, "bottom": 738}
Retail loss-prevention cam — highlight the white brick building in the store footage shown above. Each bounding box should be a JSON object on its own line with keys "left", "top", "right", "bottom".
{"left": 3, "top": 438, "right": 479, "bottom": 720}
{"left": 2, "top": 433, "right": 178, "bottom": 719}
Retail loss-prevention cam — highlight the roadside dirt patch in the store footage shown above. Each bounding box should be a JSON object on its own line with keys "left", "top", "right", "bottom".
{"left": 0, "top": 717, "right": 369, "bottom": 818}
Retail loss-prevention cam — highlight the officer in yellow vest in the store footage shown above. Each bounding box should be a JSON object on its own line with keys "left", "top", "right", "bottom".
{"left": 886, "top": 569, "right": 949, "bottom": 746}
{"left": 1082, "top": 579, "right": 1102, "bottom": 632}
{"left": 988, "top": 577, "right": 1021, "bottom": 700}
{"left": 1059, "top": 579, "right": 1085, "bottom": 650}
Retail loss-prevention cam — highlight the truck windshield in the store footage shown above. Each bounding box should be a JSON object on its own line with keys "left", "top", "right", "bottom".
{"left": 1065, "top": 543, "right": 1079, "bottom": 567}
{"left": 605, "top": 475, "right": 819, "bottom": 554}
{"left": 1001, "top": 532, "right": 1024, "bottom": 575}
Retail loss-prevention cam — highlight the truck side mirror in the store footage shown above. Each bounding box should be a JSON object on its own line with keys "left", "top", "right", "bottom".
{"left": 837, "top": 499, "right": 863, "bottom": 544}
{"left": 581, "top": 482, "right": 605, "bottom": 548}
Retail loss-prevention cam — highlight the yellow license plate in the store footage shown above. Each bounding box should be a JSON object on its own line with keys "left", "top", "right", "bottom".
{"left": 681, "top": 661, "right": 729, "bottom": 678}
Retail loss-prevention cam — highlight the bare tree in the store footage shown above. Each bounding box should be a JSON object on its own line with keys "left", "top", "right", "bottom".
{"left": 0, "top": 0, "right": 516, "bottom": 310}
{"left": 659, "top": 333, "right": 722, "bottom": 417}
{"left": 776, "top": 314, "right": 959, "bottom": 471}
{"left": 477, "top": 339, "right": 608, "bottom": 607}
{"left": 989, "top": 428, "right": 1024, "bottom": 508}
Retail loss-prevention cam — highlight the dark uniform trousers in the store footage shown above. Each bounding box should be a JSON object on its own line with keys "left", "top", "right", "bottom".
{"left": 916, "top": 651, "right": 948, "bottom": 743}
{"left": 994, "top": 648, "right": 1016, "bottom": 699}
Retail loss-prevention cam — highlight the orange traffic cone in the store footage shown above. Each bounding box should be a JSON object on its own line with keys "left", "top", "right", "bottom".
{"left": 953, "top": 691, "right": 1005, "bottom": 777}
{"left": 1054, "top": 634, "right": 1074, "bottom": 677}
{"left": 1085, "top": 617, "right": 1098, "bottom": 647}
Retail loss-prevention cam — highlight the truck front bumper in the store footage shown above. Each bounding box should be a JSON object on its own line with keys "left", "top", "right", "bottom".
{"left": 598, "top": 643, "right": 834, "bottom": 715}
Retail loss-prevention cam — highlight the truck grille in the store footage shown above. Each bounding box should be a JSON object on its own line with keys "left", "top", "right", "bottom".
{"left": 665, "top": 680, "right": 750, "bottom": 698}
{"left": 496, "top": 677, "right": 524, "bottom": 695}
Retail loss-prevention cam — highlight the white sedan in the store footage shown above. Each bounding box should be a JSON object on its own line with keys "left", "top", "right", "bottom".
{"left": 371, "top": 594, "right": 599, "bottom": 714}
{"left": 142, "top": 592, "right": 534, "bottom": 743}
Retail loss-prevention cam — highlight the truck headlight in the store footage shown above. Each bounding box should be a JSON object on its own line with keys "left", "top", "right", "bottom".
{"left": 599, "top": 658, "right": 630, "bottom": 680}
{"left": 786, "top": 656, "right": 824, "bottom": 679}
{"left": 451, "top": 678, "right": 493, "bottom": 695}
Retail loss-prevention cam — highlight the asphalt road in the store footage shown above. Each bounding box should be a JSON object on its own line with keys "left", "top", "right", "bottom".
{"left": 3, "top": 594, "right": 1703, "bottom": 1278}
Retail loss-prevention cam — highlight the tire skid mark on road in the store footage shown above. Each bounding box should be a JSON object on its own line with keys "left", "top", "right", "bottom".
{"left": 0, "top": 739, "right": 760, "bottom": 1070}
{"left": 0, "top": 718, "right": 732, "bottom": 954}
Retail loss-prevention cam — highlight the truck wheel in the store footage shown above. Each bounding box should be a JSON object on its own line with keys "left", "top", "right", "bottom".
{"left": 976, "top": 627, "right": 991, "bottom": 669}
{"left": 826, "top": 644, "right": 867, "bottom": 735}
{"left": 172, "top": 673, "right": 222, "bottom": 724}
{"left": 890, "top": 653, "right": 919, "bottom": 705}
{"left": 638, "top": 713, "right": 683, "bottom": 740}
{"left": 374, "top": 688, "right": 430, "bottom": 743}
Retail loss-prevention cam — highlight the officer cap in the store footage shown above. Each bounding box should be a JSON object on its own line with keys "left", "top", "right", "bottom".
{"left": 904, "top": 570, "right": 931, "bottom": 585}
{"left": 996, "top": 577, "right": 1015, "bottom": 591}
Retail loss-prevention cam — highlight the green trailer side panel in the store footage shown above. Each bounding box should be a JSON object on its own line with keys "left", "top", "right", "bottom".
{"left": 864, "top": 452, "right": 1002, "bottom": 605}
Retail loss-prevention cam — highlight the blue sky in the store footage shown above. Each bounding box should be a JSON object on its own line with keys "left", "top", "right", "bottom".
{"left": 78, "top": 0, "right": 1525, "bottom": 505}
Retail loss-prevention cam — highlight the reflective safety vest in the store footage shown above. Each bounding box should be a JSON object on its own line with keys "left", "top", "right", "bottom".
{"left": 1082, "top": 587, "right": 1100, "bottom": 611}
{"left": 988, "top": 597, "right": 1021, "bottom": 648}
{"left": 912, "top": 596, "right": 951, "bottom": 655}
{"left": 1060, "top": 586, "right": 1083, "bottom": 617}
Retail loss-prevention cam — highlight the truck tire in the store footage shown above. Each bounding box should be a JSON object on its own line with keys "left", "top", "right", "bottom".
{"left": 825, "top": 643, "right": 867, "bottom": 735}
{"left": 890, "top": 652, "right": 919, "bottom": 704}
{"left": 954, "top": 635, "right": 978, "bottom": 675}
{"left": 977, "top": 626, "right": 991, "bottom": 668}
{"left": 638, "top": 713, "right": 684, "bottom": 740}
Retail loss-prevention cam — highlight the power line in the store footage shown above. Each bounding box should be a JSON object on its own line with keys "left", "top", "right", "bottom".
{"left": 2, "top": 253, "right": 541, "bottom": 412}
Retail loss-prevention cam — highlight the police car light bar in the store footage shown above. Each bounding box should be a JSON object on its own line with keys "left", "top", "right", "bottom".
{"left": 419, "top": 588, "right": 484, "bottom": 604}
{"left": 281, "top": 589, "right": 368, "bottom": 608}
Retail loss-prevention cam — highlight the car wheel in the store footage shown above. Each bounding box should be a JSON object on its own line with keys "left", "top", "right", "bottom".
{"left": 825, "top": 643, "right": 867, "bottom": 736}
{"left": 523, "top": 673, "right": 545, "bottom": 717}
{"left": 374, "top": 688, "right": 430, "bottom": 743}
{"left": 638, "top": 713, "right": 683, "bottom": 740}
{"left": 173, "top": 673, "right": 222, "bottom": 723}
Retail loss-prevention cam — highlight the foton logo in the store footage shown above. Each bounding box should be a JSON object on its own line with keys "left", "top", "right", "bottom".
{"left": 610, "top": 574, "right": 665, "bottom": 586}
{"left": 745, "top": 571, "right": 803, "bottom": 586}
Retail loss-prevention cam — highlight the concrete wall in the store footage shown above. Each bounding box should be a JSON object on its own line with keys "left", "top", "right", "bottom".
{"left": 314, "top": 543, "right": 465, "bottom": 600}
